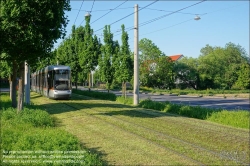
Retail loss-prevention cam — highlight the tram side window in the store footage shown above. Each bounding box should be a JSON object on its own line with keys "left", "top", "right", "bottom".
{"left": 48, "top": 71, "right": 53, "bottom": 89}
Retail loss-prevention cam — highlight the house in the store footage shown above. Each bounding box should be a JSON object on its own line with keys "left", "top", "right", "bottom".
{"left": 169, "top": 54, "right": 184, "bottom": 62}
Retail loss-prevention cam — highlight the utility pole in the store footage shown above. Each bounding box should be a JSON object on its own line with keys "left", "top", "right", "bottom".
{"left": 24, "top": 61, "right": 30, "bottom": 104}
{"left": 134, "top": 4, "right": 139, "bottom": 105}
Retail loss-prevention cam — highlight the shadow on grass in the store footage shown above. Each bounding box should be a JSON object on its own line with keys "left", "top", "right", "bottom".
{"left": 37, "top": 100, "right": 178, "bottom": 119}
{"left": 80, "top": 143, "right": 109, "bottom": 166}
{"left": 93, "top": 109, "right": 179, "bottom": 118}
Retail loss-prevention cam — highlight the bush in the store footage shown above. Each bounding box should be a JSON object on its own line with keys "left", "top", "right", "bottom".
{"left": 2, "top": 107, "right": 54, "bottom": 127}
{"left": 0, "top": 94, "right": 104, "bottom": 166}
{"left": 116, "top": 96, "right": 133, "bottom": 105}
{"left": 207, "top": 110, "right": 249, "bottom": 129}
{"left": 139, "top": 99, "right": 166, "bottom": 111}
{"left": 139, "top": 99, "right": 248, "bottom": 129}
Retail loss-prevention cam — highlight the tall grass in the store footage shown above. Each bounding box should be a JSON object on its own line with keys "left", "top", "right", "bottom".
{"left": 116, "top": 96, "right": 133, "bottom": 105}
{"left": 207, "top": 110, "right": 249, "bottom": 129}
{"left": 0, "top": 94, "right": 104, "bottom": 165}
{"left": 139, "top": 99, "right": 249, "bottom": 129}
{"left": 71, "top": 90, "right": 249, "bottom": 129}
{"left": 139, "top": 87, "right": 249, "bottom": 95}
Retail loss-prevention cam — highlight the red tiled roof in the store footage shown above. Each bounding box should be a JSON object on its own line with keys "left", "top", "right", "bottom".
{"left": 169, "top": 54, "right": 183, "bottom": 61}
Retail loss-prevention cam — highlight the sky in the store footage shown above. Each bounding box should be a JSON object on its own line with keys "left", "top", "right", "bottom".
{"left": 54, "top": 0, "right": 249, "bottom": 58}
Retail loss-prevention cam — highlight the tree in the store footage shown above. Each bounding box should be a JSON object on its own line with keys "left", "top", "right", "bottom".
{"left": 99, "top": 25, "right": 114, "bottom": 92}
{"left": 174, "top": 57, "right": 199, "bottom": 89}
{"left": 0, "top": 53, "right": 12, "bottom": 98}
{"left": 139, "top": 38, "right": 167, "bottom": 88}
{"left": 0, "top": 0, "right": 70, "bottom": 110}
{"left": 79, "top": 15, "right": 99, "bottom": 91}
{"left": 139, "top": 38, "right": 165, "bottom": 64}
{"left": 234, "top": 63, "right": 250, "bottom": 89}
{"left": 197, "top": 42, "right": 249, "bottom": 89}
{"left": 57, "top": 25, "right": 84, "bottom": 90}
{"left": 115, "top": 25, "right": 133, "bottom": 97}
{"left": 153, "top": 56, "right": 174, "bottom": 89}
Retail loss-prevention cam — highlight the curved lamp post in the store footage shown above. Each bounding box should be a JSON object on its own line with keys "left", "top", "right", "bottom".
{"left": 194, "top": 15, "right": 201, "bottom": 20}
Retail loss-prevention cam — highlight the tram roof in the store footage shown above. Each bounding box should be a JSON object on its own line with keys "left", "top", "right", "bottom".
{"left": 45, "top": 65, "right": 70, "bottom": 71}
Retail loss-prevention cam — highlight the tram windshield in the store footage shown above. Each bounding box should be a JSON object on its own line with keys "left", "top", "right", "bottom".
{"left": 54, "top": 69, "right": 69, "bottom": 80}
{"left": 54, "top": 69, "right": 70, "bottom": 90}
{"left": 54, "top": 80, "right": 70, "bottom": 90}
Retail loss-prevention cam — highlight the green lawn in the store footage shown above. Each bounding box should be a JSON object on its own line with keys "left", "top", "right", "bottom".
{"left": 30, "top": 92, "right": 249, "bottom": 165}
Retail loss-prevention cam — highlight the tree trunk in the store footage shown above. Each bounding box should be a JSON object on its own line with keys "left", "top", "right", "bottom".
{"left": 124, "top": 82, "right": 127, "bottom": 99}
{"left": 9, "top": 76, "right": 12, "bottom": 100}
{"left": 88, "top": 72, "right": 91, "bottom": 91}
{"left": 75, "top": 74, "right": 78, "bottom": 90}
{"left": 11, "top": 60, "right": 17, "bottom": 108}
{"left": 122, "top": 82, "right": 124, "bottom": 97}
{"left": 17, "top": 62, "right": 24, "bottom": 112}
{"left": 17, "top": 78, "right": 23, "bottom": 112}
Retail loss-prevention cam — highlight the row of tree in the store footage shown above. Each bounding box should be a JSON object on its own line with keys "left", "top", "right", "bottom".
{"left": 139, "top": 42, "right": 249, "bottom": 90}
{"left": 175, "top": 43, "right": 250, "bottom": 90}
{"left": 55, "top": 15, "right": 133, "bottom": 94}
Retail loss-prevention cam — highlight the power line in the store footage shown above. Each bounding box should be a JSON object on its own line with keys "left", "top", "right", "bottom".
{"left": 91, "top": 0, "right": 128, "bottom": 25}
{"left": 74, "top": 0, "right": 85, "bottom": 25}
{"left": 94, "top": 0, "right": 159, "bottom": 33}
{"left": 129, "top": 2, "right": 242, "bottom": 48}
{"left": 138, "top": 0, "right": 207, "bottom": 29}
{"left": 135, "top": 3, "right": 243, "bottom": 38}
{"left": 90, "top": 0, "right": 95, "bottom": 13}
{"left": 141, "top": 7, "right": 207, "bottom": 16}
{"left": 72, "top": 7, "right": 134, "bottom": 13}
{"left": 114, "top": 0, "right": 206, "bottom": 37}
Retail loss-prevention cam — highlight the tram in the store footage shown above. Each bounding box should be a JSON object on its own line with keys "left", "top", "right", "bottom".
{"left": 31, "top": 65, "right": 72, "bottom": 99}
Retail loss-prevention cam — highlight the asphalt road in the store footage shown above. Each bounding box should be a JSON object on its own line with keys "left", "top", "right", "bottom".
{"left": 1, "top": 88, "right": 249, "bottom": 111}
{"left": 77, "top": 87, "right": 249, "bottom": 111}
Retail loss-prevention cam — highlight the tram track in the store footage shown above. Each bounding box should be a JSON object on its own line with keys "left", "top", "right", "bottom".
{"left": 73, "top": 93, "right": 248, "bottom": 141}
{"left": 60, "top": 102, "right": 205, "bottom": 165}
{"left": 55, "top": 96, "right": 248, "bottom": 165}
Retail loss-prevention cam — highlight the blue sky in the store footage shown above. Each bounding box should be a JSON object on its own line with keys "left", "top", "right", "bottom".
{"left": 54, "top": 1, "right": 249, "bottom": 58}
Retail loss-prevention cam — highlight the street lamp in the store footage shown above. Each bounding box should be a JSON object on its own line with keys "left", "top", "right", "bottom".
{"left": 194, "top": 15, "right": 201, "bottom": 20}
{"left": 85, "top": 12, "right": 91, "bottom": 17}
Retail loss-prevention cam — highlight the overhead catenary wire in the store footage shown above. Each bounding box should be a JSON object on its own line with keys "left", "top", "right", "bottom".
{"left": 138, "top": 0, "right": 206, "bottom": 28}
{"left": 55, "top": 2, "right": 244, "bottom": 50}
{"left": 94, "top": 0, "right": 159, "bottom": 33}
{"left": 141, "top": 7, "right": 207, "bottom": 16}
{"left": 114, "top": 0, "right": 206, "bottom": 37}
{"left": 73, "top": 0, "right": 85, "bottom": 25}
{"left": 90, "top": 0, "right": 95, "bottom": 14}
{"left": 129, "top": 2, "right": 243, "bottom": 50}
{"left": 72, "top": 7, "right": 134, "bottom": 13}
{"left": 91, "top": 0, "right": 128, "bottom": 25}
{"left": 132, "top": 2, "right": 241, "bottom": 39}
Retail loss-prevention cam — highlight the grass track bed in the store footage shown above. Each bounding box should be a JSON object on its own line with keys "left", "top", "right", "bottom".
{"left": 30, "top": 92, "right": 249, "bottom": 165}
{"left": 61, "top": 101, "right": 248, "bottom": 165}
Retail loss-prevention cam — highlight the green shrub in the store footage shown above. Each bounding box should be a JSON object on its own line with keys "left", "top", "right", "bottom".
{"left": 207, "top": 110, "right": 249, "bottom": 129}
{"left": 163, "top": 103, "right": 182, "bottom": 114}
{"left": 116, "top": 96, "right": 133, "bottom": 105}
{"left": 2, "top": 107, "right": 54, "bottom": 127}
{"left": 139, "top": 99, "right": 248, "bottom": 129}
{"left": 0, "top": 95, "right": 104, "bottom": 166}
{"left": 139, "top": 99, "right": 165, "bottom": 111}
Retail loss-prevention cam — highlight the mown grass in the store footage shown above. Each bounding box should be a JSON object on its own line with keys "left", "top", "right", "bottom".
{"left": 73, "top": 89, "right": 249, "bottom": 129}
{"left": 0, "top": 93, "right": 103, "bottom": 166}
{"left": 30, "top": 92, "right": 250, "bottom": 165}
{"left": 72, "top": 89, "right": 116, "bottom": 101}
